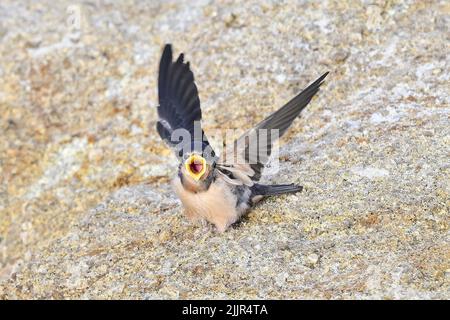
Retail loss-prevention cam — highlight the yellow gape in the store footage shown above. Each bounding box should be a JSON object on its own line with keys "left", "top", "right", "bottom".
{"left": 185, "top": 154, "right": 207, "bottom": 180}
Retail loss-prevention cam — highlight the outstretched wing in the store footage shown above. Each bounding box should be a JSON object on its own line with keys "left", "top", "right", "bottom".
{"left": 157, "top": 44, "right": 211, "bottom": 158}
{"left": 217, "top": 72, "right": 329, "bottom": 185}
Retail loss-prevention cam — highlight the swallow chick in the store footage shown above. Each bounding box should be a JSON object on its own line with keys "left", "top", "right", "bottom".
{"left": 156, "top": 44, "right": 328, "bottom": 232}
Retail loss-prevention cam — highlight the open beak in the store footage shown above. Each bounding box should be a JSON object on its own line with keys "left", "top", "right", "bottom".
{"left": 185, "top": 154, "right": 207, "bottom": 180}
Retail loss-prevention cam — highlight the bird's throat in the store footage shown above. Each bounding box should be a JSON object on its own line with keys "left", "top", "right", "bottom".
{"left": 185, "top": 154, "right": 207, "bottom": 180}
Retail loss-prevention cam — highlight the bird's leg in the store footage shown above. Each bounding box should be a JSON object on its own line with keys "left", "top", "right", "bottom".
{"left": 200, "top": 218, "right": 214, "bottom": 233}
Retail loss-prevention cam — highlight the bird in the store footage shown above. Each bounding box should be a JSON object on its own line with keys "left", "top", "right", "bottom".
{"left": 156, "top": 44, "right": 328, "bottom": 232}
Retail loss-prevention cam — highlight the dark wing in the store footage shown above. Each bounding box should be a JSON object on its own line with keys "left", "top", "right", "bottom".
{"left": 218, "top": 72, "right": 329, "bottom": 184}
{"left": 157, "top": 44, "right": 212, "bottom": 158}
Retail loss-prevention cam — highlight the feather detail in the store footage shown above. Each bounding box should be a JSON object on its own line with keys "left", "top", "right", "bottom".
{"left": 219, "top": 71, "right": 329, "bottom": 181}
{"left": 156, "top": 44, "right": 214, "bottom": 158}
{"left": 217, "top": 165, "right": 254, "bottom": 186}
{"left": 215, "top": 170, "right": 244, "bottom": 186}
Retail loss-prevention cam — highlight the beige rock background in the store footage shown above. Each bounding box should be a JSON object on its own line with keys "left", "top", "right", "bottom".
{"left": 0, "top": 0, "right": 449, "bottom": 299}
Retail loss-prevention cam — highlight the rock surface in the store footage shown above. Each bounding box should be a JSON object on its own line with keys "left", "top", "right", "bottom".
{"left": 0, "top": 0, "right": 449, "bottom": 299}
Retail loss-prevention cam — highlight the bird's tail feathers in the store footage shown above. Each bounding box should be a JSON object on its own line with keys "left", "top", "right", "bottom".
{"left": 251, "top": 183, "right": 303, "bottom": 196}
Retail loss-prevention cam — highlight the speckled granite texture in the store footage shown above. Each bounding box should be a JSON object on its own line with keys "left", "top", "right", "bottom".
{"left": 0, "top": 0, "right": 449, "bottom": 299}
